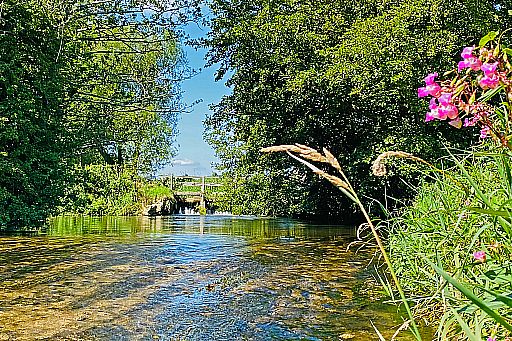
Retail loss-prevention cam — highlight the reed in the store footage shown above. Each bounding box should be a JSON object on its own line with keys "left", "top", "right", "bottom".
{"left": 261, "top": 144, "right": 422, "bottom": 340}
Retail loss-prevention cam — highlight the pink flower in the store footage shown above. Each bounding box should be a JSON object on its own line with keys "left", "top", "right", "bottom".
{"left": 426, "top": 99, "right": 444, "bottom": 120}
{"left": 433, "top": 109, "right": 444, "bottom": 120}
{"left": 458, "top": 58, "right": 481, "bottom": 72}
{"left": 427, "top": 83, "right": 441, "bottom": 97}
{"left": 458, "top": 60, "right": 468, "bottom": 72}
{"left": 438, "top": 93, "right": 452, "bottom": 106}
{"left": 480, "top": 126, "right": 491, "bottom": 139}
{"left": 428, "top": 107, "right": 443, "bottom": 120}
{"left": 468, "top": 57, "right": 482, "bottom": 71}
{"left": 418, "top": 83, "right": 441, "bottom": 98}
{"left": 424, "top": 73, "right": 438, "bottom": 85}
{"left": 473, "top": 251, "right": 486, "bottom": 263}
{"left": 464, "top": 116, "right": 478, "bottom": 127}
{"left": 418, "top": 87, "right": 429, "bottom": 98}
{"left": 426, "top": 93, "right": 458, "bottom": 120}
{"left": 418, "top": 73, "right": 441, "bottom": 98}
{"left": 481, "top": 62, "right": 498, "bottom": 76}
{"left": 425, "top": 112, "right": 435, "bottom": 122}
{"left": 461, "top": 46, "right": 475, "bottom": 59}
{"left": 417, "top": 73, "right": 442, "bottom": 97}
{"left": 479, "top": 74, "right": 499, "bottom": 89}
{"left": 439, "top": 104, "right": 458, "bottom": 119}
{"left": 429, "top": 98, "right": 438, "bottom": 110}
{"left": 458, "top": 47, "right": 482, "bottom": 72}
{"left": 487, "top": 337, "right": 496, "bottom": 341}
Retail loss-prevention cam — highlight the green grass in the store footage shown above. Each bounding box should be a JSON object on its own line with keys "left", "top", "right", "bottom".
{"left": 141, "top": 184, "right": 172, "bottom": 199}
{"left": 388, "top": 145, "right": 512, "bottom": 340}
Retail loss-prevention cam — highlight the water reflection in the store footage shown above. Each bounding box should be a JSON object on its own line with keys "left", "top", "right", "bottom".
{"left": 0, "top": 216, "right": 417, "bottom": 340}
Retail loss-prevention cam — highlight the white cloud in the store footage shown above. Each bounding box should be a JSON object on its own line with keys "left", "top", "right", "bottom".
{"left": 171, "top": 158, "right": 197, "bottom": 166}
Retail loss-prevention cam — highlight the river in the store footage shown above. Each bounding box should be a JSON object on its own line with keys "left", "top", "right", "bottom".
{"left": 0, "top": 216, "right": 418, "bottom": 340}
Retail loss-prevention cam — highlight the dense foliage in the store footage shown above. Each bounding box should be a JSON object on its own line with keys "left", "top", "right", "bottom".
{"left": 203, "top": 0, "right": 512, "bottom": 220}
{"left": 0, "top": 0, "right": 200, "bottom": 230}
{"left": 1, "top": 3, "right": 65, "bottom": 228}
{"left": 57, "top": 164, "right": 173, "bottom": 216}
{"left": 386, "top": 33, "right": 512, "bottom": 340}
{"left": 388, "top": 146, "right": 512, "bottom": 339}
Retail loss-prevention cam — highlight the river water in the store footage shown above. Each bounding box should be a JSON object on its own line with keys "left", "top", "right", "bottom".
{"left": 0, "top": 216, "right": 416, "bottom": 340}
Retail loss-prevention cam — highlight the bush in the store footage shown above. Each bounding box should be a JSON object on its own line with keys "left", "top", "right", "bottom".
{"left": 58, "top": 165, "right": 144, "bottom": 216}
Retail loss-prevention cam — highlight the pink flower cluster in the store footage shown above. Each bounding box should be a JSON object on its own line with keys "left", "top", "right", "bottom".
{"left": 481, "top": 61, "right": 500, "bottom": 89}
{"left": 418, "top": 73, "right": 459, "bottom": 123}
{"left": 458, "top": 46, "right": 500, "bottom": 89}
{"left": 417, "top": 73, "right": 440, "bottom": 98}
{"left": 417, "top": 45, "right": 508, "bottom": 141}
{"left": 458, "top": 46, "right": 482, "bottom": 72}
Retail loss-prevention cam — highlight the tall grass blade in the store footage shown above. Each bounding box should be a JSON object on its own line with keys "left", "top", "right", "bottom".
{"left": 371, "top": 321, "right": 387, "bottom": 341}
{"left": 428, "top": 260, "right": 512, "bottom": 333}
{"left": 375, "top": 266, "right": 394, "bottom": 300}
{"left": 450, "top": 307, "right": 479, "bottom": 341}
{"left": 262, "top": 145, "right": 422, "bottom": 340}
{"left": 468, "top": 207, "right": 512, "bottom": 219}
{"left": 479, "top": 287, "right": 512, "bottom": 307}
{"left": 448, "top": 149, "right": 512, "bottom": 235}
{"left": 447, "top": 150, "right": 491, "bottom": 207}
{"left": 498, "top": 155, "right": 512, "bottom": 196}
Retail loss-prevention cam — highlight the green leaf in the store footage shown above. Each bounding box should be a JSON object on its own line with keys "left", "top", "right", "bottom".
{"left": 427, "top": 260, "right": 512, "bottom": 333}
{"left": 479, "top": 288, "right": 512, "bottom": 308}
{"left": 459, "top": 298, "right": 510, "bottom": 314}
{"left": 450, "top": 308, "right": 479, "bottom": 341}
{"left": 482, "top": 265, "right": 512, "bottom": 284}
{"left": 467, "top": 207, "right": 512, "bottom": 219}
{"left": 454, "top": 84, "right": 466, "bottom": 96}
{"left": 469, "top": 92, "right": 476, "bottom": 105}
{"left": 479, "top": 31, "right": 499, "bottom": 47}
{"left": 478, "top": 85, "right": 504, "bottom": 102}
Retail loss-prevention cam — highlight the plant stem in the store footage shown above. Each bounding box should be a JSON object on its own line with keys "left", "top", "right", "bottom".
{"left": 356, "top": 199, "right": 422, "bottom": 340}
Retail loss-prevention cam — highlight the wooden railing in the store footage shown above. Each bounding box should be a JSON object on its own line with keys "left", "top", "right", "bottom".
{"left": 160, "top": 175, "right": 223, "bottom": 208}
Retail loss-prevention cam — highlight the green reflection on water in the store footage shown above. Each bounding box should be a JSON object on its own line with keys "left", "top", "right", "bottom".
{"left": 47, "top": 216, "right": 356, "bottom": 239}
{"left": 0, "top": 216, "right": 424, "bottom": 340}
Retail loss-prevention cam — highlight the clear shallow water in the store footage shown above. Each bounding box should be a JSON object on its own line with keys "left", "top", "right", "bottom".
{"left": 0, "top": 216, "right": 416, "bottom": 340}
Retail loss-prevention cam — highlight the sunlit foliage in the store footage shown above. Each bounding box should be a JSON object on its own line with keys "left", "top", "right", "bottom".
{"left": 204, "top": 0, "right": 512, "bottom": 219}
{"left": 0, "top": 0, "right": 200, "bottom": 229}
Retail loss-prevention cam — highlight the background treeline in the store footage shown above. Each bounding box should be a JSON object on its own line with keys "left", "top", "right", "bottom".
{"left": 203, "top": 0, "right": 512, "bottom": 220}
{"left": 0, "top": 0, "right": 200, "bottom": 230}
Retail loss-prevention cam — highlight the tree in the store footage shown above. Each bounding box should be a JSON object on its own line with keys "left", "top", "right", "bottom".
{"left": 0, "top": 0, "right": 75, "bottom": 228}
{"left": 51, "top": 0, "right": 200, "bottom": 173}
{"left": 0, "top": 0, "right": 200, "bottom": 229}
{"left": 203, "top": 0, "right": 512, "bottom": 220}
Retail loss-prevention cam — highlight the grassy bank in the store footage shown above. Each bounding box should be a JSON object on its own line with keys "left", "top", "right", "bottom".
{"left": 386, "top": 145, "right": 512, "bottom": 339}
{"left": 264, "top": 141, "right": 512, "bottom": 340}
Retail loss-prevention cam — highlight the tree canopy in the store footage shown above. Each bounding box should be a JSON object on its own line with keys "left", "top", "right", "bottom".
{"left": 0, "top": 0, "right": 200, "bottom": 229}
{"left": 203, "top": 0, "right": 512, "bottom": 219}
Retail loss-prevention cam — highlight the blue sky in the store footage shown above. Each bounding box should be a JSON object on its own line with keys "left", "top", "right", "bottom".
{"left": 159, "top": 19, "right": 230, "bottom": 176}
